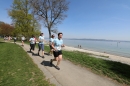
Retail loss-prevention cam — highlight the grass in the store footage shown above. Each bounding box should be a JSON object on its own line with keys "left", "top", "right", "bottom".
{"left": 43, "top": 45, "right": 130, "bottom": 85}
{"left": 0, "top": 42, "right": 54, "bottom": 86}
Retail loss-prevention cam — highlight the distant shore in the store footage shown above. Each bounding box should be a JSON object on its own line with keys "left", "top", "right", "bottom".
{"left": 62, "top": 45, "right": 130, "bottom": 65}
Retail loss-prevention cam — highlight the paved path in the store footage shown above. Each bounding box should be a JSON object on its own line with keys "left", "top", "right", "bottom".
{"left": 16, "top": 42, "right": 122, "bottom": 86}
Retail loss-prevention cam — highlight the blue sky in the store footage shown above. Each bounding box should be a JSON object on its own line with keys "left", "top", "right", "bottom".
{"left": 0, "top": 0, "right": 130, "bottom": 41}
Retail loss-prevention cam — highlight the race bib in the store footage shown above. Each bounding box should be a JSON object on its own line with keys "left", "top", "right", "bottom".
{"left": 57, "top": 46, "right": 61, "bottom": 50}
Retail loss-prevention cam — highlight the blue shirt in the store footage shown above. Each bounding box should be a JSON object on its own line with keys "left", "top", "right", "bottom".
{"left": 39, "top": 36, "right": 44, "bottom": 44}
{"left": 49, "top": 38, "right": 55, "bottom": 45}
{"left": 53, "top": 38, "right": 63, "bottom": 50}
{"left": 29, "top": 38, "right": 35, "bottom": 44}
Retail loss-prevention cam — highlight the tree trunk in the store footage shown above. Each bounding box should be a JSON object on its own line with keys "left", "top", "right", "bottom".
{"left": 48, "top": 28, "right": 51, "bottom": 39}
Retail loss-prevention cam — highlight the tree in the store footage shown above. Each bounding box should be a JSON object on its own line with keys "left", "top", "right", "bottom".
{"left": 0, "top": 22, "right": 14, "bottom": 36}
{"left": 8, "top": 0, "right": 41, "bottom": 38}
{"left": 29, "top": 0, "right": 69, "bottom": 38}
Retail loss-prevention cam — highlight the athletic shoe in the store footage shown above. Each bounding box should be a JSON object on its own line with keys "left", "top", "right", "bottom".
{"left": 42, "top": 56, "right": 45, "bottom": 58}
{"left": 55, "top": 66, "right": 60, "bottom": 70}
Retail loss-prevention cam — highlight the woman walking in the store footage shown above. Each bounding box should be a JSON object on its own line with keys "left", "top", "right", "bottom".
{"left": 29, "top": 35, "right": 36, "bottom": 54}
{"left": 50, "top": 32, "right": 65, "bottom": 70}
{"left": 38, "top": 33, "right": 45, "bottom": 58}
{"left": 48, "top": 34, "right": 55, "bottom": 55}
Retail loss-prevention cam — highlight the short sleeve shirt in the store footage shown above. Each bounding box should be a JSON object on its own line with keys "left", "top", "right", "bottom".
{"left": 21, "top": 36, "right": 25, "bottom": 40}
{"left": 49, "top": 38, "right": 54, "bottom": 45}
{"left": 29, "top": 38, "right": 35, "bottom": 44}
{"left": 53, "top": 38, "right": 63, "bottom": 50}
{"left": 39, "top": 36, "right": 44, "bottom": 44}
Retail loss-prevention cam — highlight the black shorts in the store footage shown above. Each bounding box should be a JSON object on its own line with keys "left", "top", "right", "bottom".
{"left": 53, "top": 50, "right": 62, "bottom": 57}
{"left": 30, "top": 44, "right": 35, "bottom": 50}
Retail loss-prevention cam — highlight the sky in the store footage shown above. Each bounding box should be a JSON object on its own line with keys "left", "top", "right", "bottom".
{"left": 0, "top": 0, "right": 130, "bottom": 41}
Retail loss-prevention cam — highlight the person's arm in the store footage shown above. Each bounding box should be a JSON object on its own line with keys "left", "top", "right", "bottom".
{"left": 61, "top": 40, "right": 65, "bottom": 47}
{"left": 29, "top": 38, "right": 31, "bottom": 42}
{"left": 51, "top": 41, "right": 57, "bottom": 51}
{"left": 61, "top": 44, "right": 65, "bottom": 47}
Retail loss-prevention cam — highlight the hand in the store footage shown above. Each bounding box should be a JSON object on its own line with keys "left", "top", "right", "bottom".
{"left": 54, "top": 48, "right": 57, "bottom": 51}
{"left": 62, "top": 44, "right": 65, "bottom": 47}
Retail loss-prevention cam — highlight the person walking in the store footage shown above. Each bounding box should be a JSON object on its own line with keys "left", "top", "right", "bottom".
{"left": 34, "top": 36, "right": 37, "bottom": 50}
{"left": 13, "top": 36, "right": 17, "bottom": 43}
{"left": 50, "top": 32, "right": 65, "bottom": 70}
{"left": 21, "top": 36, "right": 25, "bottom": 46}
{"left": 48, "top": 34, "right": 55, "bottom": 55}
{"left": 29, "top": 35, "right": 36, "bottom": 54}
{"left": 38, "top": 33, "right": 45, "bottom": 58}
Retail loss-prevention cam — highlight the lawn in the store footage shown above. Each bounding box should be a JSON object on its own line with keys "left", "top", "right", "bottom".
{"left": 0, "top": 42, "right": 54, "bottom": 86}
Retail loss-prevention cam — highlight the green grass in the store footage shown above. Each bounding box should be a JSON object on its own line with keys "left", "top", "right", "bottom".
{"left": 0, "top": 42, "right": 54, "bottom": 86}
{"left": 44, "top": 45, "right": 130, "bottom": 85}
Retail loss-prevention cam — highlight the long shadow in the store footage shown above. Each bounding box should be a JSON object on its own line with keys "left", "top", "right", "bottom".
{"left": 41, "top": 60, "right": 59, "bottom": 70}
{"left": 27, "top": 51, "right": 40, "bottom": 57}
{"left": 0, "top": 42, "right": 6, "bottom": 43}
{"left": 44, "top": 52, "right": 50, "bottom": 55}
{"left": 41, "top": 60, "right": 53, "bottom": 67}
{"left": 27, "top": 51, "right": 32, "bottom": 53}
{"left": 32, "top": 53, "right": 39, "bottom": 56}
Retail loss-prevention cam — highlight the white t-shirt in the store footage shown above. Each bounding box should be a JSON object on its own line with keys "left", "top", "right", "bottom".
{"left": 29, "top": 38, "right": 35, "bottom": 44}
{"left": 39, "top": 36, "right": 44, "bottom": 44}
{"left": 21, "top": 36, "right": 25, "bottom": 40}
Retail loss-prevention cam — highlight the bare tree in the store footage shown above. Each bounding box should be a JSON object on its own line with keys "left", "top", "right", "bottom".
{"left": 29, "top": 0, "right": 69, "bottom": 38}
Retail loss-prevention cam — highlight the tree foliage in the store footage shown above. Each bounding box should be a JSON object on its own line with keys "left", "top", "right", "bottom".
{"left": 29, "top": 0, "right": 69, "bottom": 38}
{"left": 0, "top": 22, "right": 14, "bottom": 36}
{"left": 8, "top": 0, "right": 41, "bottom": 37}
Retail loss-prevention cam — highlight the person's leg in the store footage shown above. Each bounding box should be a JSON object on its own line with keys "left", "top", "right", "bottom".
{"left": 41, "top": 44, "right": 44, "bottom": 57}
{"left": 14, "top": 39, "right": 16, "bottom": 43}
{"left": 32, "top": 44, "right": 35, "bottom": 54}
{"left": 50, "top": 47, "right": 53, "bottom": 55}
{"left": 48, "top": 45, "right": 52, "bottom": 55}
{"left": 49, "top": 46, "right": 53, "bottom": 55}
{"left": 50, "top": 51, "right": 58, "bottom": 65}
{"left": 22, "top": 41, "right": 23, "bottom": 45}
{"left": 55, "top": 51, "right": 62, "bottom": 70}
{"left": 23, "top": 41, "right": 24, "bottom": 46}
{"left": 38, "top": 44, "right": 41, "bottom": 55}
{"left": 56, "top": 55, "right": 62, "bottom": 67}
{"left": 30, "top": 44, "right": 32, "bottom": 52}
{"left": 55, "top": 53, "right": 62, "bottom": 70}
{"left": 34, "top": 42, "right": 36, "bottom": 50}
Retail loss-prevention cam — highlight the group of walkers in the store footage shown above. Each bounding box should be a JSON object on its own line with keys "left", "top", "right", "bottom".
{"left": 4, "top": 36, "right": 12, "bottom": 41}
{"left": 28, "top": 32, "right": 65, "bottom": 70}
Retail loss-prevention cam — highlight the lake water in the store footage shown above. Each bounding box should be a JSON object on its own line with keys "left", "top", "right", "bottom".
{"left": 45, "top": 38, "right": 130, "bottom": 57}
{"left": 63, "top": 39, "right": 130, "bottom": 58}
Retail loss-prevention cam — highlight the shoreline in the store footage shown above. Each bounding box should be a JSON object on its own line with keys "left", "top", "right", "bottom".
{"left": 62, "top": 45, "right": 130, "bottom": 65}
{"left": 44, "top": 41, "right": 130, "bottom": 65}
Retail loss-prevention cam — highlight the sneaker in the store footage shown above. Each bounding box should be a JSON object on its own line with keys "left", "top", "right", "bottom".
{"left": 50, "top": 59, "right": 53, "bottom": 65}
{"left": 42, "top": 56, "right": 45, "bottom": 58}
{"left": 55, "top": 66, "right": 60, "bottom": 70}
